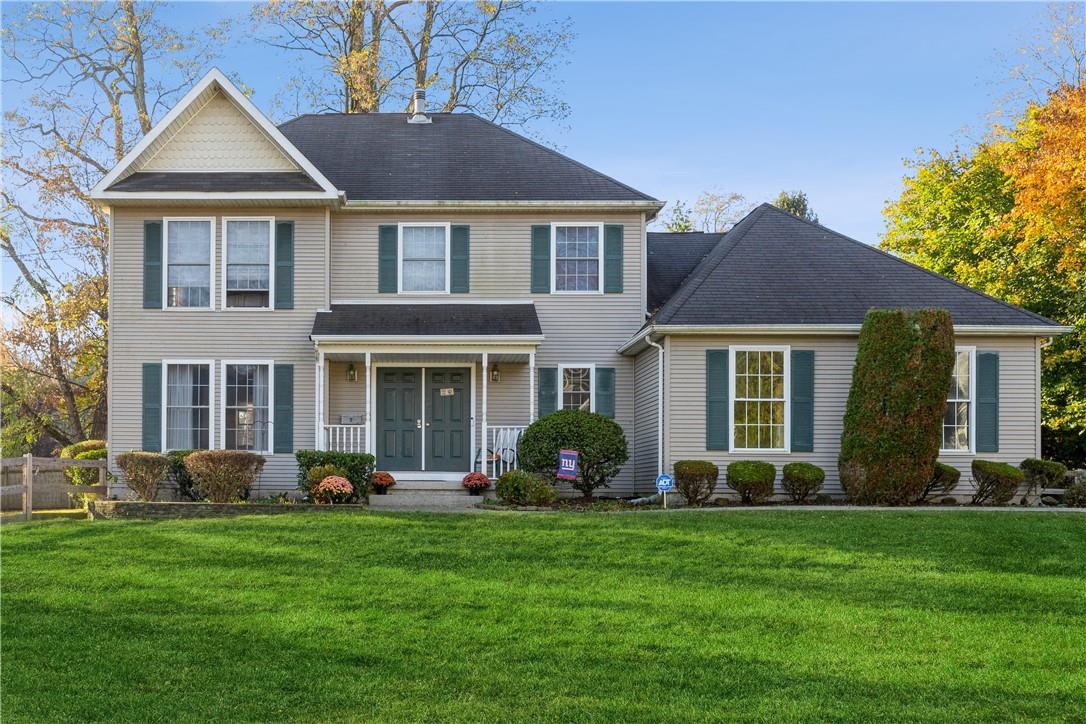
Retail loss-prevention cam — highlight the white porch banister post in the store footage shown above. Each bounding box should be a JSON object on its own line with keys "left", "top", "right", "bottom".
{"left": 316, "top": 348, "right": 325, "bottom": 451}
{"left": 529, "top": 351, "right": 536, "bottom": 422}
{"left": 364, "top": 352, "right": 371, "bottom": 454}
{"left": 481, "top": 352, "right": 488, "bottom": 471}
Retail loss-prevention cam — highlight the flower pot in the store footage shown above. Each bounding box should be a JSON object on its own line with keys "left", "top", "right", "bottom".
{"left": 468, "top": 488, "right": 482, "bottom": 496}
{"left": 374, "top": 486, "right": 388, "bottom": 495}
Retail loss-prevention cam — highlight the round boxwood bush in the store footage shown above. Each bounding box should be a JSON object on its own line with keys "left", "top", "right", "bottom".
{"left": 1020, "top": 458, "right": 1068, "bottom": 500}
{"left": 970, "top": 460, "right": 1024, "bottom": 506}
{"left": 726, "top": 460, "right": 776, "bottom": 504}
{"left": 917, "top": 462, "right": 961, "bottom": 503}
{"left": 115, "top": 451, "right": 170, "bottom": 502}
{"left": 518, "top": 409, "right": 628, "bottom": 498}
{"left": 673, "top": 460, "right": 719, "bottom": 506}
{"left": 781, "top": 462, "right": 824, "bottom": 503}
{"left": 495, "top": 469, "right": 535, "bottom": 505}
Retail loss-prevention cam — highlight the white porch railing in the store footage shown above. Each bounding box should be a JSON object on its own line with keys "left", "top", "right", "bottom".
{"left": 324, "top": 424, "right": 367, "bottom": 453}
{"left": 485, "top": 425, "right": 526, "bottom": 479}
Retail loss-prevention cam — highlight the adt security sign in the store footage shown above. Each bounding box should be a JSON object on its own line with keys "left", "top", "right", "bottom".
{"left": 557, "top": 449, "right": 579, "bottom": 480}
{"left": 656, "top": 473, "right": 674, "bottom": 508}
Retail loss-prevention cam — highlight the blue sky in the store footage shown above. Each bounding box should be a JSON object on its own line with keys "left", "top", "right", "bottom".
{"left": 2, "top": 1, "right": 1053, "bottom": 254}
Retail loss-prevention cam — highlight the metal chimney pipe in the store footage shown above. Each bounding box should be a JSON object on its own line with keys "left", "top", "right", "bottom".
{"left": 408, "top": 89, "right": 431, "bottom": 124}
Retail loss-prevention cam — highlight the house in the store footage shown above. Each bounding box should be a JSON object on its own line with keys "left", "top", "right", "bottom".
{"left": 91, "top": 69, "right": 1070, "bottom": 501}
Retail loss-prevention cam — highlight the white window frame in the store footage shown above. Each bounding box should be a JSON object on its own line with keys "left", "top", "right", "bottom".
{"left": 161, "top": 359, "right": 215, "bottom": 451}
{"left": 551, "top": 222, "right": 605, "bottom": 295}
{"left": 221, "top": 216, "right": 275, "bottom": 311}
{"left": 729, "top": 345, "right": 791, "bottom": 453}
{"left": 163, "top": 216, "right": 216, "bottom": 311}
{"left": 397, "top": 222, "right": 451, "bottom": 294}
{"left": 940, "top": 346, "right": 976, "bottom": 454}
{"left": 558, "top": 363, "right": 596, "bottom": 413}
{"left": 220, "top": 359, "right": 275, "bottom": 455}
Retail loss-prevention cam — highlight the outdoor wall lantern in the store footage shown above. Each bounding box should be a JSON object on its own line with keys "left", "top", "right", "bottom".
{"left": 489, "top": 363, "right": 501, "bottom": 383}
{"left": 346, "top": 363, "right": 357, "bottom": 382}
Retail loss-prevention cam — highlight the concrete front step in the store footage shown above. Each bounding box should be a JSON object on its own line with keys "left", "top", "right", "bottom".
{"left": 369, "top": 489, "right": 488, "bottom": 510}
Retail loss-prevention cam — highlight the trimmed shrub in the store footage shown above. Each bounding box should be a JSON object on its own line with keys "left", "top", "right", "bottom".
{"left": 496, "top": 469, "right": 535, "bottom": 505}
{"left": 60, "top": 439, "right": 107, "bottom": 459}
{"left": 115, "top": 451, "right": 170, "bottom": 502}
{"left": 527, "top": 478, "right": 559, "bottom": 506}
{"left": 1064, "top": 480, "right": 1086, "bottom": 508}
{"left": 1020, "top": 458, "right": 1068, "bottom": 500}
{"left": 518, "top": 409, "right": 629, "bottom": 498}
{"left": 184, "top": 450, "right": 265, "bottom": 503}
{"left": 673, "top": 460, "right": 719, "bottom": 506}
{"left": 726, "top": 461, "right": 776, "bottom": 504}
{"left": 839, "top": 308, "right": 956, "bottom": 505}
{"left": 971, "top": 460, "right": 1024, "bottom": 506}
{"left": 166, "top": 449, "right": 203, "bottom": 501}
{"left": 294, "top": 450, "right": 374, "bottom": 503}
{"left": 314, "top": 475, "right": 353, "bottom": 504}
{"left": 305, "top": 464, "right": 347, "bottom": 498}
{"left": 917, "top": 462, "right": 961, "bottom": 503}
{"left": 781, "top": 462, "right": 825, "bottom": 503}
{"left": 61, "top": 439, "right": 107, "bottom": 487}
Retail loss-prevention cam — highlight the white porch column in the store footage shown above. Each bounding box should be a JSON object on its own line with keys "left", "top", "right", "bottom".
{"left": 364, "top": 351, "right": 372, "bottom": 454}
{"left": 316, "top": 348, "right": 326, "bottom": 450}
{"left": 481, "top": 352, "right": 488, "bottom": 464}
{"left": 528, "top": 351, "right": 536, "bottom": 422}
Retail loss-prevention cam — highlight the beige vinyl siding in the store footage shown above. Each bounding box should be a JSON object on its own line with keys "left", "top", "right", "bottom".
{"left": 139, "top": 92, "right": 298, "bottom": 172}
{"left": 665, "top": 334, "right": 1041, "bottom": 499}
{"left": 108, "top": 206, "right": 323, "bottom": 494}
{"left": 633, "top": 347, "right": 660, "bottom": 493}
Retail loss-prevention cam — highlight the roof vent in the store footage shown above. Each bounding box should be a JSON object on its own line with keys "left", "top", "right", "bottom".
{"left": 408, "top": 89, "right": 431, "bottom": 124}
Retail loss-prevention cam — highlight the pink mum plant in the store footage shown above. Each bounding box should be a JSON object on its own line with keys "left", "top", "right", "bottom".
{"left": 462, "top": 471, "right": 491, "bottom": 491}
{"left": 314, "top": 475, "right": 353, "bottom": 504}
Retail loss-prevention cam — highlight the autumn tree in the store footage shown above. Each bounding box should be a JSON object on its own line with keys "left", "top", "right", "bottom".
{"left": 662, "top": 201, "right": 694, "bottom": 232}
{"left": 252, "top": 0, "right": 573, "bottom": 130}
{"left": 1, "top": 1, "right": 221, "bottom": 449}
{"left": 772, "top": 190, "right": 818, "bottom": 223}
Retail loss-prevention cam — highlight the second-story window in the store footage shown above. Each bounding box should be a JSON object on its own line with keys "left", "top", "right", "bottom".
{"left": 400, "top": 224, "right": 449, "bottom": 293}
{"left": 224, "top": 218, "right": 273, "bottom": 308}
{"left": 166, "top": 218, "right": 213, "bottom": 308}
{"left": 553, "top": 224, "right": 602, "bottom": 292}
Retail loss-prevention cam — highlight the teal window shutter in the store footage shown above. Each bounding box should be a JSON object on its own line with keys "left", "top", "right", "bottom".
{"left": 378, "top": 225, "right": 398, "bottom": 293}
{"left": 530, "top": 225, "right": 551, "bottom": 293}
{"left": 706, "top": 350, "right": 729, "bottom": 450}
{"left": 274, "top": 364, "right": 294, "bottom": 454}
{"left": 274, "top": 221, "right": 294, "bottom": 309}
{"left": 976, "top": 352, "right": 999, "bottom": 452}
{"left": 603, "top": 224, "right": 623, "bottom": 293}
{"left": 596, "top": 367, "right": 615, "bottom": 417}
{"left": 790, "top": 350, "right": 814, "bottom": 452}
{"left": 142, "top": 363, "right": 162, "bottom": 451}
{"left": 450, "top": 225, "right": 470, "bottom": 293}
{"left": 143, "top": 221, "right": 162, "bottom": 309}
{"left": 538, "top": 367, "right": 557, "bottom": 417}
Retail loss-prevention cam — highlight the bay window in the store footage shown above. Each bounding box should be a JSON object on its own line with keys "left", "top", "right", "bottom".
{"left": 731, "top": 347, "right": 789, "bottom": 451}
{"left": 165, "top": 218, "right": 213, "bottom": 308}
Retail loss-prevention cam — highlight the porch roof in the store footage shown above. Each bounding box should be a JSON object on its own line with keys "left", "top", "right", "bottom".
{"left": 311, "top": 303, "right": 543, "bottom": 342}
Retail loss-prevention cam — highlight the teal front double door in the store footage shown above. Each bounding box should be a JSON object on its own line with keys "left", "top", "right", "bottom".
{"left": 375, "top": 368, "right": 470, "bottom": 472}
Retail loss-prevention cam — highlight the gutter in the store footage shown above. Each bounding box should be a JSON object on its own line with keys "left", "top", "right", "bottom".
{"left": 341, "top": 199, "right": 665, "bottom": 212}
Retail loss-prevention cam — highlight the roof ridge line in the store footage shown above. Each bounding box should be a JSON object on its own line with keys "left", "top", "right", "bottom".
{"left": 759, "top": 204, "right": 1057, "bottom": 326}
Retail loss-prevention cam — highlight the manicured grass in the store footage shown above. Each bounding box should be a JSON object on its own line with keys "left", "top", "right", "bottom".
{"left": 3, "top": 511, "right": 1085, "bottom": 722}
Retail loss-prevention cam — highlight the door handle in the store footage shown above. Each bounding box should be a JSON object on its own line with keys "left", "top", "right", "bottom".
{"left": 416, "top": 419, "right": 422, "bottom": 429}
{"left": 425, "top": 422, "right": 431, "bottom": 428}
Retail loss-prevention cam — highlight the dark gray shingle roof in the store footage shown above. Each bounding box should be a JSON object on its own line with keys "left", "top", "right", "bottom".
{"left": 108, "top": 171, "right": 322, "bottom": 192}
{"left": 650, "top": 204, "right": 1062, "bottom": 328}
{"left": 278, "top": 113, "right": 657, "bottom": 202}
{"left": 312, "top": 303, "right": 543, "bottom": 337}
{"left": 646, "top": 232, "right": 724, "bottom": 312}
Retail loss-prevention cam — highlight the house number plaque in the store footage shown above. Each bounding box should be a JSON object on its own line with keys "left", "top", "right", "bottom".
{"left": 439, "top": 387, "right": 455, "bottom": 397}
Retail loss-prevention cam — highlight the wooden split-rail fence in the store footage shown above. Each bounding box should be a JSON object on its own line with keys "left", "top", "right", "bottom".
{"left": 0, "top": 454, "right": 108, "bottom": 521}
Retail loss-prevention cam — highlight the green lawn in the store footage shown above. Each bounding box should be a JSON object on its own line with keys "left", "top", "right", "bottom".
{"left": 3, "top": 511, "right": 1085, "bottom": 722}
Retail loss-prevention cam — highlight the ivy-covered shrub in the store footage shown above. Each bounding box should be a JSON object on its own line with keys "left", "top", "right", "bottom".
{"left": 61, "top": 439, "right": 107, "bottom": 487}
{"left": 781, "top": 462, "right": 825, "bottom": 503}
{"left": 115, "top": 451, "right": 170, "bottom": 501}
{"left": 917, "top": 462, "right": 961, "bottom": 503}
{"left": 305, "top": 464, "right": 348, "bottom": 498}
{"left": 1020, "top": 458, "right": 1068, "bottom": 500}
{"left": 294, "top": 450, "right": 374, "bottom": 503}
{"left": 726, "top": 461, "right": 776, "bottom": 504}
{"left": 495, "top": 469, "right": 535, "bottom": 505}
{"left": 166, "top": 449, "right": 204, "bottom": 501}
{"left": 839, "top": 308, "right": 955, "bottom": 505}
{"left": 184, "top": 450, "right": 265, "bottom": 503}
{"left": 673, "top": 460, "right": 719, "bottom": 506}
{"left": 518, "top": 409, "right": 628, "bottom": 498}
{"left": 1064, "top": 480, "right": 1086, "bottom": 508}
{"left": 971, "top": 460, "right": 1024, "bottom": 506}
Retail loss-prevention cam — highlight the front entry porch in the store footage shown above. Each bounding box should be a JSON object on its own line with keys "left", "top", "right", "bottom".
{"left": 315, "top": 347, "right": 537, "bottom": 479}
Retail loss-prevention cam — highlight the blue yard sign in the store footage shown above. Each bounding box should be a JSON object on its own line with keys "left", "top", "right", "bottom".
{"left": 557, "top": 449, "right": 579, "bottom": 480}
{"left": 655, "top": 474, "right": 673, "bottom": 493}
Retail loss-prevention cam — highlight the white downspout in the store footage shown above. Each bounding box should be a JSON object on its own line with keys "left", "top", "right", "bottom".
{"left": 646, "top": 333, "right": 665, "bottom": 477}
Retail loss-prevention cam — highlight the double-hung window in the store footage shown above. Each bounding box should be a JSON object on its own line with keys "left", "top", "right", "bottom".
{"left": 553, "top": 224, "right": 602, "bottom": 293}
{"left": 165, "top": 218, "right": 214, "bottom": 308}
{"left": 222, "top": 362, "right": 272, "bottom": 453}
{"left": 559, "top": 365, "right": 594, "bottom": 412}
{"left": 164, "top": 362, "right": 212, "bottom": 450}
{"left": 224, "top": 218, "right": 273, "bottom": 308}
{"left": 400, "top": 223, "right": 449, "bottom": 293}
{"left": 942, "top": 347, "right": 975, "bottom": 452}
{"left": 731, "top": 347, "right": 789, "bottom": 451}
